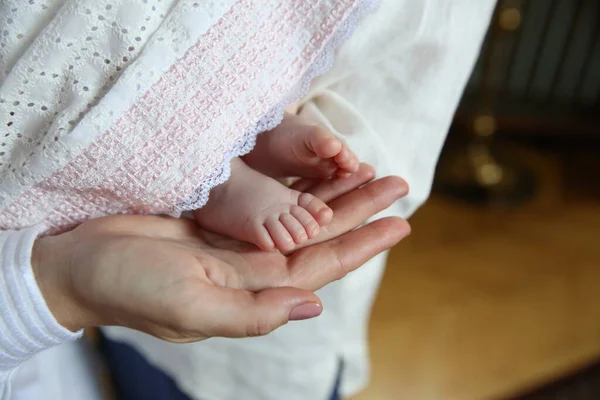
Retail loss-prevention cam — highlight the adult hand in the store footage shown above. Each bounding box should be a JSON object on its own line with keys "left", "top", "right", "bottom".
{"left": 33, "top": 167, "right": 409, "bottom": 343}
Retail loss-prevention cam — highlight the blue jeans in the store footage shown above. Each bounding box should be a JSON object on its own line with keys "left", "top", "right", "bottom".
{"left": 99, "top": 335, "right": 342, "bottom": 400}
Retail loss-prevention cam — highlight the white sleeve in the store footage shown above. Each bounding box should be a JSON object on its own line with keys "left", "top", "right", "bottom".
{"left": 0, "top": 226, "right": 82, "bottom": 399}
{"left": 300, "top": 0, "right": 496, "bottom": 219}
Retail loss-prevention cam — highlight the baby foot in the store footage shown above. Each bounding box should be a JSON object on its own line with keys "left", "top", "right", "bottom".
{"left": 194, "top": 158, "right": 333, "bottom": 252}
{"left": 242, "top": 112, "right": 359, "bottom": 179}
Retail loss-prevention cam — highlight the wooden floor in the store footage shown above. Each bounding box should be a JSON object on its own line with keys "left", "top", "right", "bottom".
{"left": 352, "top": 145, "right": 600, "bottom": 400}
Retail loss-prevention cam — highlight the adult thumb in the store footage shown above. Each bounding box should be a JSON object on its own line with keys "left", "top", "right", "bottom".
{"left": 188, "top": 285, "right": 323, "bottom": 338}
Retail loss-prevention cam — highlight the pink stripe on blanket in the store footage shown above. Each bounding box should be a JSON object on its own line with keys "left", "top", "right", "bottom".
{"left": 0, "top": 0, "right": 359, "bottom": 232}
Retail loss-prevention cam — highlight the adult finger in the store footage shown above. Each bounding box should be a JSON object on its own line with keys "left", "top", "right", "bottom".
{"left": 286, "top": 217, "right": 411, "bottom": 291}
{"left": 289, "top": 163, "right": 376, "bottom": 202}
{"left": 290, "top": 176, "right": 408, "bottom": 252}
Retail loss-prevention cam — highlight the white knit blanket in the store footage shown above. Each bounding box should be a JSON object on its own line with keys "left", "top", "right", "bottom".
{"left": 0, "top": 0, "right": 377, "bottom": 233}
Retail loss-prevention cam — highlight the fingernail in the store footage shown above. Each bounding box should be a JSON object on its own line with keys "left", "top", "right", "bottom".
{"left": 289, "top": 302, "right": 322, "bottom": 321}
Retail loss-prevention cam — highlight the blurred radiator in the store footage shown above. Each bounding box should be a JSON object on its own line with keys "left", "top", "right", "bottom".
{"left": 458, "top": 0, "right": 600, "bottom": 135}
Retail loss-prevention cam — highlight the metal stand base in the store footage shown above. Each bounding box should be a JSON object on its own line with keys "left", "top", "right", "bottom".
{"left": 434, "top": 140, "right": 537, "bottom": 207}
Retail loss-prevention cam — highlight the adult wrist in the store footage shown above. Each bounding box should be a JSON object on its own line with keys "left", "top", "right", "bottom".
{"left": 31, "top": 231, "right": 88, "bottom": 333}
{"left": 0, "top": 226, "right": 81, "bottom": 372}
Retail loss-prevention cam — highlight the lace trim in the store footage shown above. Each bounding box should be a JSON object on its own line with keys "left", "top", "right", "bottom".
{"left": 174, "top": 0, "right": 380, "bottom": 215}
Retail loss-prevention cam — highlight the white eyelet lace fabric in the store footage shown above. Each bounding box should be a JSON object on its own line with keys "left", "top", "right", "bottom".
{"left": 0, "top": 0, "right": 378, "bottom": 234}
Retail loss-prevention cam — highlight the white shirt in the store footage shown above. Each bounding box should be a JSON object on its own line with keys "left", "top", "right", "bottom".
{"left": 103, "top": 1, "right": 496, "bottom": 399}
{"left": 0, "top": 0, "right": 496, "bottom": 399}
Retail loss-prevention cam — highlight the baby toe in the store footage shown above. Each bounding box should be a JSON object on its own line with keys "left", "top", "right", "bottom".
{"left": 265, "top": 217, "right": 296, "bottom": 252}
{"left": 334, "top": 144, "right": 360, "bottom": 174}
{"left": 251, "top": 222, "right": 276, "bottom": 251}
{"left": 309, "top": 127, "right": 343, "bottom": 159}
{"left": 279, "top": 213, "right": 308, "bottom": 244}
{"left": 290, "top": 205, "right": 320, "bottom": 239}
{"left": 297, "top": 192, "right": 333, "bottom": 226}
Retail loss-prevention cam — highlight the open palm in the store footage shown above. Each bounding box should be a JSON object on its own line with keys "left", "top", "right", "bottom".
{"left": 37, "top": 166, "right": 409, "bottom": 343}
